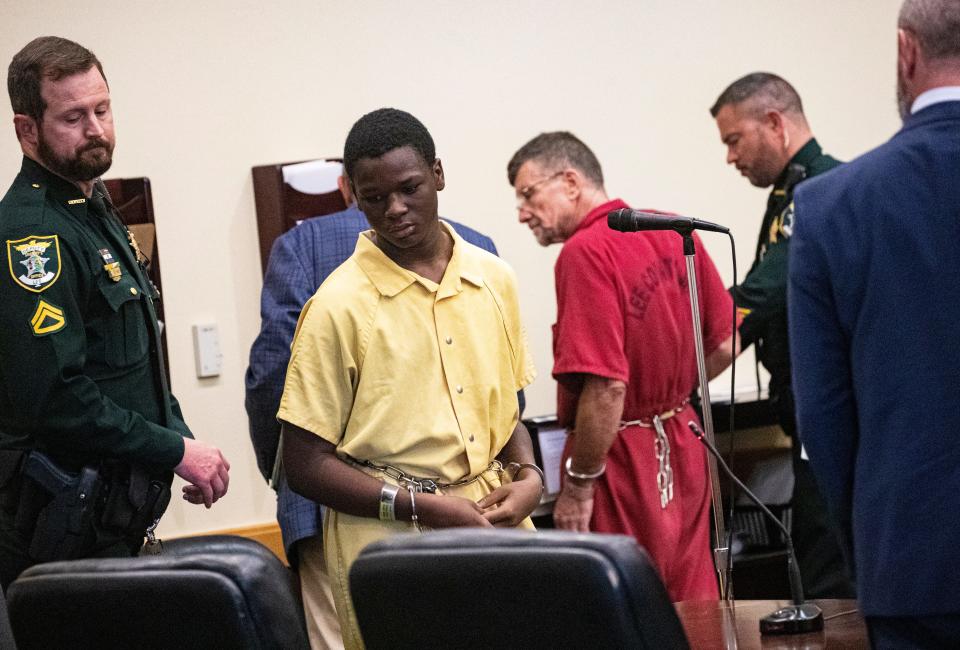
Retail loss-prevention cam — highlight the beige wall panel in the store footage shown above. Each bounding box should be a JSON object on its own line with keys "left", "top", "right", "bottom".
{"left": 0, "top": 0, "right": 903, "bottom": 536}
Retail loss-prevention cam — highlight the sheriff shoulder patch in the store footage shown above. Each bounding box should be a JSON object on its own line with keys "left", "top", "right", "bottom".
{"left": 780, "top": 202, "right": 795, "bottom": 238}
{"left": 7, "top": 235, "right": 61, "bottom": 293}
{"left": 31, "top": 298, "right": 66, "bottom": 336}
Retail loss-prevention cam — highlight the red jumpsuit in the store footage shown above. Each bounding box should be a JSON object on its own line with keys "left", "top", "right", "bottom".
{"left": 554, "top": 199, "right": 733, "bottom": 601}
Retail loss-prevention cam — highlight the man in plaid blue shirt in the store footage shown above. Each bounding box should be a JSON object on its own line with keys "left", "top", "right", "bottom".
{"left": 244, "top": 173, "right": 500, "bottom": 648}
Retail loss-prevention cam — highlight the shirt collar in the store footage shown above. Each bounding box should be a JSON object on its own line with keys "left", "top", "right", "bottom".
{"left": 789, "top": 137, "right": 821, "bottom": 173}
{"left": 354, "top": 219, "right": 484, "bottom": 298}
{"left": 572, "top": 198, "right": 630, "bottom": 235}
{"left": 768, "top": 138, "right": 822, "bottom": 192}
{"left": 911, "top": 86, "right": 960, "bottom": 114}
{"left": 20, "top": 156, "right": 92, "bottom": 214}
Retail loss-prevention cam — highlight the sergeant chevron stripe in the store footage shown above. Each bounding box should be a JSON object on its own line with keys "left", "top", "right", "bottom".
{"left": 30, "top": 299, "right": 66, "bottom": 336}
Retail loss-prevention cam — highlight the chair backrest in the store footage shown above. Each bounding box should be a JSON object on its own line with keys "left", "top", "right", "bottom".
{"left": 7, "top": 535, "right": 308, "bottom": 650}
{"left": 349, "top": 529, "right": 690, "bottom": 650}
{"left": 0, "top": 581, "right": 16, "bottom": 650}
{"left": 251, "top": 158, "right": 348, "bottom": 273}
{"left": 101, "top": 175, "right": 172, "bottom": 386}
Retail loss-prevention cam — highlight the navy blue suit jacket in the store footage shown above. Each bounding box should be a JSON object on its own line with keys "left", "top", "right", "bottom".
{"left": 244, "top": 206, "right": 499, "bottom": 565}
{"left": 789, "top": 100, "right": 960, "bottom": 616}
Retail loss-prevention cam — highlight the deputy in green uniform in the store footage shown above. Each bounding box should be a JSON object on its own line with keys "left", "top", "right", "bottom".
{"left": 0, "top": 36, "right": 230, "bottom": 591}
{"left": 711, "top": 72, "right": 855, "bottom": 598}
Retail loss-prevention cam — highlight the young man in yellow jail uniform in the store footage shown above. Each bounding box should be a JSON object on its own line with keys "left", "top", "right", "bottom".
{"left": 278, "top": 108, "right": 543, "bottom": 649}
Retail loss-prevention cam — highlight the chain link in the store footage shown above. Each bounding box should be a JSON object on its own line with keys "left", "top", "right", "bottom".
{"left": 618, "top": 401, "right": 685, "bottom": 510}
{"left": 619, "top": 398, "right": 690, "bottom": 431}
{"left": 653, "top": 415, "right": 674, "bottom": 509}
{"left": 348, "top": 456, "right": 504, "bottom": 494}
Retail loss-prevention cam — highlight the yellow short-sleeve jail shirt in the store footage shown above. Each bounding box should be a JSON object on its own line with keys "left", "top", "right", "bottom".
{"left": 278, "top": 221, "right": 536, "bottom": 481}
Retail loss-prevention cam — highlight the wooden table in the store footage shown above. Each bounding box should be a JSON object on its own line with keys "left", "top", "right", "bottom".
{"left": 674, "top": 599, "right": 868, "bottom": 649}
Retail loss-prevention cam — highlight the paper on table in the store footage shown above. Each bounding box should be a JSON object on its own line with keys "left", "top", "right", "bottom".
{"left": 537, "top": 426, "right": 569, "bottom": 495}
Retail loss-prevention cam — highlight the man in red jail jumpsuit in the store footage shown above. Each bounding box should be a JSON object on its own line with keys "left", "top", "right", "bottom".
{"left": 507, "top": 131, "right": 737, "bottom": 601}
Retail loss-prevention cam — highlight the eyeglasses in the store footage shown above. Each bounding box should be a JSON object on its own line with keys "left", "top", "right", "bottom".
{"left": 516, "top": 171, "right": 564, "bottom": 205}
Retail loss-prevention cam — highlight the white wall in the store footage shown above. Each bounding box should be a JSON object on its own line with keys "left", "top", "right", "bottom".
{"left": 0, "top": 0, "right": 904, "bottom": 536}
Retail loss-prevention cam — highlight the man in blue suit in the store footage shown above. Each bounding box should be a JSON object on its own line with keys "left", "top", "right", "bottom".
{"left": 789, "top": 0, "right": 960, "bottom": 646}
{"left": 245, "top": 169, "right": 500, "bottom": 649}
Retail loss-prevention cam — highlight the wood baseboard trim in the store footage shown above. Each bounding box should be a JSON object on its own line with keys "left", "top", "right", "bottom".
{"left": 176, "top": 521, "right": 287, "bottom": 565}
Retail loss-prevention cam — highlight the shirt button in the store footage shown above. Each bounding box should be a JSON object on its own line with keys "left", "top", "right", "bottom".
{"left": 130, "top": 287, "right": 138, "bottom": 295}
{"left": 445, "top": 336, "right": 453, "bottom": 345}
{"left": 469, "top": 434, "right": 475, "bottom": 442}
{"left": 456, "top": 385, "right": 463, "bottom": 394}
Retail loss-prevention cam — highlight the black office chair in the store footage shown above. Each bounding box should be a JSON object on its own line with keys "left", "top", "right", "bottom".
{"left": 0, "top": 580, "right": 16, "bottom": 650}
{"left": 350, "top": 529, "right": 690, "bottom": 649}
{"left": 6, "top": 535, "right": 308, "bottom": 650}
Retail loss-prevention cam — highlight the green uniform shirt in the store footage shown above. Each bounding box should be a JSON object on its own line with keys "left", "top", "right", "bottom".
{"left": 0, "top": 157, "right": 189, "bottom": 471}
{"left": 733, "top": 138, "right": 841, "bottom": 392}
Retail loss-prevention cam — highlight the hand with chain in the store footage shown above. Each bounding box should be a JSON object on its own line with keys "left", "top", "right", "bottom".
{"left": 478, "top": 466, "right": 543, "bottom": 527}
{"left": 479, "top": 420, "right": 545, "bottom": 527}
{"left": 416, "top": 493, "right": 493, "bottom": 529}
{"left": 283, "top": 422, "right": 495, "bottom": 529}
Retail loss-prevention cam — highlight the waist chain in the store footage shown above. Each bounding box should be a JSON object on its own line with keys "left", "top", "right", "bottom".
{"left": 618, "top": 398, "right": 690, "bottom": 510}
{"left": 345, "top": 455, "right": 504, "bottom": 494}
{"left": 617, "top": 398, "right": 690, "bottom": 430}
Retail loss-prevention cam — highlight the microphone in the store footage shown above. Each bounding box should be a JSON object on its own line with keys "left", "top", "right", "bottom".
{"left": 608, "top": 208, "right": 730, "bottom": 235}
{"left": 687, "top": 420, "right": 824, "bottom": 635}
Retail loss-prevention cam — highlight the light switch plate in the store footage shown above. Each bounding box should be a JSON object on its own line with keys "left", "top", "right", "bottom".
{"left": 192, "top": 323, "right": 222, "bottom": 378}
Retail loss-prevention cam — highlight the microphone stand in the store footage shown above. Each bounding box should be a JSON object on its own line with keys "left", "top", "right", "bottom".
{"left": 689, "top": 420, "right": 825, "bottom": 635}
{"left": 678, "top": 230, "right": 731, "bottom": 601}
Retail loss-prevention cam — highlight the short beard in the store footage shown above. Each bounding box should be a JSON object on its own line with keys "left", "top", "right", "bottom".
{"left": 896, "top": 70, "right": 911, "bottom": 121}
{"left": 38, "top": 132, "right": 113, "bottom": 182}
{"left": 747, "top": 159, "right": 781, "bottom": 188}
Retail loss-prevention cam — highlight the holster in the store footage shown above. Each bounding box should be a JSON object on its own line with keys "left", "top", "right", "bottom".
{"left": 14, "top": 453, "right": 172, "bottom": 563}
{"left": 99, "top": 460, "right": 171, "bottom": 536}
{"left": 20, "top": 452, "right": 102, "bottom": 562}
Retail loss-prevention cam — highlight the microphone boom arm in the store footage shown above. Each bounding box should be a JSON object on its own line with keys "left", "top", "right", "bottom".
{"left": 688, "top": 421, "right": 803, "bottom": 606}
{"left": 688, "top": 420, "right": 825, "bottom": 635}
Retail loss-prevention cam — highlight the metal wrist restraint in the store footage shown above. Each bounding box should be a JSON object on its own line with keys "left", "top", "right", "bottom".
{"left": 507, "top": 462, "right": 546, "bottom": 501}
{"left": 619, "top": 399, "right": 688, "bottom": 509}
{"left": 350, "top": 455, "right": 505, "bottom": 494}
{"left": 366, "top": 457, "right": 544, "bottom": 529}
{"left": 406, "top": 485, "right": 421, "bottom": 532}
{"left": 564, "top": 456, "right": 605, "bottom": 480}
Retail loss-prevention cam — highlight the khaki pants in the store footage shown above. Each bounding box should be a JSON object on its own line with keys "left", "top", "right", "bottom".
{"left": 297, "top": 535, "right": 345, "bottom": 650}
